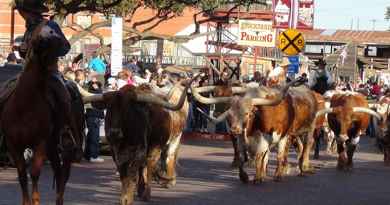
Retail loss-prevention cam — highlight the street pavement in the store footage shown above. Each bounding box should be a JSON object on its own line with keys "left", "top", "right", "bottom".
{"left": 1, "top": 137, "right": 390, "bottom": 205}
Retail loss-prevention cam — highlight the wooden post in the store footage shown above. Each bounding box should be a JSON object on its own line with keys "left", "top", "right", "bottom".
{"left": 10, "top": 8, "right": 15, "bottom": 46}
{"left": 254, "top": 47, "right": 258, "bottom": 77}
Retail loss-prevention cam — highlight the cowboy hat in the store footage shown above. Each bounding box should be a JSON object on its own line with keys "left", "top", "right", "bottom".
{"left": 279, "top": 57, "right": 291, "bottom": 67}
{"left": 14, "top": 0, "right": 49, "bottom": 14}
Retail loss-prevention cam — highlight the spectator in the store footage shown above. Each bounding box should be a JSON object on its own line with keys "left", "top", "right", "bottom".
{"left": 84, "top": 78, "right": 105, "bottom": 163}
{"left": 0, "top": 54, "right": 5, "bottom": 66}
{"left": 75, "top": 69, "right": 87, "bottom": 86}
{"left": 107, "top": 77, "right": 118, "bottom": 91}
{"left": 268, "top": 57, "right": 291, "bottom": 86}
{"left": 117, "top": 71, "right": 131, "bottom": 88}
{"left": 371, "top": 82, "right": 381, "bottom": 96}
{"left": 125, "top": 58, "right": 141, "bottom": 75}
{"left": 194, "top": 77, "right": 209, "bottom": 133}
{"left": 64, "top": 70, "right": 75, "bottom": 81}
{"left": 3, "top": 53, "right": 23, "bottom": 71}
{"left": 88, "top": 51, "right": 106, "bottom": 75}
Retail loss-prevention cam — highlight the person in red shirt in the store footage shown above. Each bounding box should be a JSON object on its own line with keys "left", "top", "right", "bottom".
{"left": 371, "top": 82, "right": 382, "bottom": 96}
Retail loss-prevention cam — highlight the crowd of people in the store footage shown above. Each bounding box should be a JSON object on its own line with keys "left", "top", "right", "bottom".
{"left": 2, "top": 49, "right": 390, "bottom": 163}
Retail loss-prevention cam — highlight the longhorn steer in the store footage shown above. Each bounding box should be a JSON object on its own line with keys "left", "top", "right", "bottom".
{"left": 238, "top": 86, "right": 324, "bottom": 182}
{"left": 83, "top": 76, "right": 196, "bottom": 205}
{"left": 192, "top": 79, "right": 323, "bottom": 183}
{"left": 315, "top": 92, "right": 382, "bottom": 170}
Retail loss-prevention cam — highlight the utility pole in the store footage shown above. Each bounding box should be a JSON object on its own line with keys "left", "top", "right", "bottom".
{"left": 350, "top": 18, "right": 354, "bottom": 30}
{"left": 357, "top": 18, "right": 360, "bottom": 31}
{"left": 370, "top": 19, "right": 377, "bottom": 31}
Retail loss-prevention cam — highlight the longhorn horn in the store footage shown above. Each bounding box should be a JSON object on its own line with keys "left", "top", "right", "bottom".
{"left": 76, "top": 84, "right": 95, "bottom": 98}
{"left": 251, "top": 77, "right": 304, "bottom": 106}
{"left": 353, "top": 107, "right": 382, "bottom": 121}
{"left": 197, "top": 107, "right": 231, "bottom": 124}
{"left": 315, "top": 108, "right": 334, "bottom": 119}
{"left": 191, "top": 86, "right": 233, "bottom": 105}
{"left": 135, "top": 73, "right": 200, "bottom": 111}
{"left": 82, "top": 94, "right": 104, "bottom": 104}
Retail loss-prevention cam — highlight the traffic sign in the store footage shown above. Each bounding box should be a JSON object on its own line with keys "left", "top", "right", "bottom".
{"left": 278, "top": 29, "right": 305, "bottom": 56}
{"left": 287, "top": 55, "right": 299, "bottom": 74}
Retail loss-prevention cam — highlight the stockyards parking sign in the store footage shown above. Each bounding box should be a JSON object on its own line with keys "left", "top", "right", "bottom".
{"left": 238, "top": 20, "right": 276, "bottom": 47}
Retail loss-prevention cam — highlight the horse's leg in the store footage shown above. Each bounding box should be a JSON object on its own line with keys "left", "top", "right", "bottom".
{"left": 6, "top": 139, "right": 30, "bottom": 204}
{"left": 30, "top": 143, "right": 46, "bottom": 205}
{"left": 47, "top": 147, "right": 65, "bottom": 205}
{"left": 9, "top": 148, "right": 30, "bottom": 205}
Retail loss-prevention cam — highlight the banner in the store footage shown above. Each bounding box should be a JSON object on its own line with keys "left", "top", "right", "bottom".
{"left": 111, "top": 17, "right": 123, "bottom": 76}
{"left": 237, "top": 20, "right": 276, "bottom": 47}
{"left": 273, "top": 0, "right": 314, "bottom": 29}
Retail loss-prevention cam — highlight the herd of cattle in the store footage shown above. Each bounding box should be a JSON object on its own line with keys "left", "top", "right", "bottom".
{"left": 77, "top": 73, "right": 390, "bottom": 205}
{"left": 4, "top": 20, "right": 389, "bottom": 205}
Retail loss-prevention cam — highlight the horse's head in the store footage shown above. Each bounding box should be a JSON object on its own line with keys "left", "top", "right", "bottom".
{"left": 28, "top": 20, "right": 70, "bottom": 65}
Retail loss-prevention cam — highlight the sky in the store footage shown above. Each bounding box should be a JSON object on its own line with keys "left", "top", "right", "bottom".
{"left": 314, "top": 0, "right": 390, "bottom": 31}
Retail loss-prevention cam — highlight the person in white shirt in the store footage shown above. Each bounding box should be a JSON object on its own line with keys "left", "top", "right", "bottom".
{"left": 267, "top": 57, "right": 291, "bottom": 86}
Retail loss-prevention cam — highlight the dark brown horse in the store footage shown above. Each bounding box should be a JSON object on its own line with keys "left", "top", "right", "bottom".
{"left": 0, "top": 20, "right": 77, "bottom": 205}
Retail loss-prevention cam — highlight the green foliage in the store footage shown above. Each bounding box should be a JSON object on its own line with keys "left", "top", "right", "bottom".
{"left": 42, "top": 0, "right": 266, "bottom": 18}
{"left": 386, "top": 6, "right": 390, "bottom": 21}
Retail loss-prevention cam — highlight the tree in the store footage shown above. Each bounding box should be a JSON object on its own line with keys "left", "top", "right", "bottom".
{"left": 16, "top": 0, "right": 267, "bottom": 45}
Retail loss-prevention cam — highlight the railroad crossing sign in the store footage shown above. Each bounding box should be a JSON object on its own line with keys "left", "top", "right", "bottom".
{"left": 278, "top": 29, "right": 305, "bottom": 56}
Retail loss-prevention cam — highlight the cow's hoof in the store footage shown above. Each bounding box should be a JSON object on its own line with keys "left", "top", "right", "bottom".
{"left": 273, "top": 175, "right": 282, "bottom": 182}
{"left": 253, "top": 178, "right": 264, "bottom": 184}
{"left": 313, "top": 154, "right": 320, "bottom": 160}
{"left": 120, "top": 196, "right": 133, "bottom": 205}
{"left": 239, "top": 171, "right": 249, "bottom": 184}
{"left": 140, "top": 186, "right": 151, "bottom": 202}
{"left": 302, "top": 165, "right": 315, "bottom": 174}
{"left": 298, "top": 172, "right": 307, "bottom": 177}
{"left": 231, "top": 160, "right": 240, "bottom": 169}
{"left": 282, "top": 164, "right": 291, "bottom": 175}
{"left": 162, "top": 179, "right": 176, "bottom": 189}
{"left": 137, "top": 184, "right": 145, "bottom": 198}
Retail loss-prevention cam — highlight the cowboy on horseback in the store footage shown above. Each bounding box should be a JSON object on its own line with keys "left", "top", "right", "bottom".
{"left": 308, "top": 58, "right": 335, "bottom": 95}
{"left": 13, "top": 0, "right": 79, "bottom": 144}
